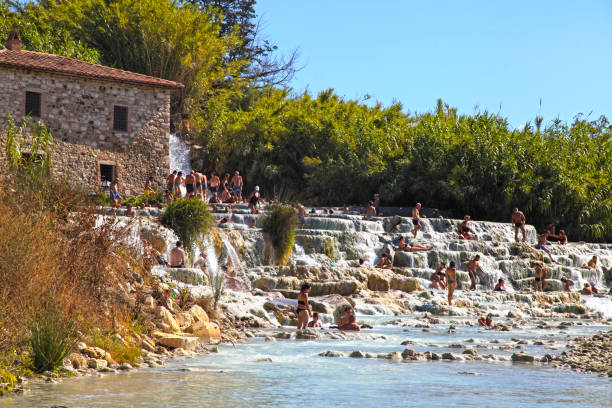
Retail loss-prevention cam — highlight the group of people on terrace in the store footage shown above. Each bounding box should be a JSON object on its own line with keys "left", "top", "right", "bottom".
{"left": 371, "top": 202, "right": 611, "bottom": 305}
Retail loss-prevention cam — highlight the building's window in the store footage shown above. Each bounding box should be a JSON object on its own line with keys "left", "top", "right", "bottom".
{"left": 113, "top": 105, "right": 128, "bottom": 132}
{"left": 100, "top": 164, "right": 115, "bottom": 184}
{"left": 25, "top": 91, "right": 41, "bottom": 117}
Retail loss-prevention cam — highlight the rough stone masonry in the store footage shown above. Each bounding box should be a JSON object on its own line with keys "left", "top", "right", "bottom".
{"left": 0, "top": 31, "right": 182, "bottom": 196}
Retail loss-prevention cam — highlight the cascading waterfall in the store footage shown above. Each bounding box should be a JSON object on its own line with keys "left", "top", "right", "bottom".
{"left": 220, "top": 233, "right": 252, "bottom": 291}
{"left": 169, "top": 133, "right": 193, "bottom": 197}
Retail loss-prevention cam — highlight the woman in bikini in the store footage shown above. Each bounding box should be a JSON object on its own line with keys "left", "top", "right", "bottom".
{"left": 445, "top": 261, "right": 457, "bottom": 306}
{"left": 458, "top": 215, "right": 477, "bottom": 240}
{"left": 296, "top": 283, "right": 312, "bottom": 330}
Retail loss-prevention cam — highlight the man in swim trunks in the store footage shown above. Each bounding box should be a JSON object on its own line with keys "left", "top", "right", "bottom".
{"left": 534, "top": 262, "right": 544, "bottom": 292}
{"left": 230, "top": 171, "right": 243, "bottom": 201}
{"left": 466, "top": 255, "right": 485, "bottom": 290}
{"left": 166, "top": 171, "right": 177, "bottom": 194}
{"left": 209, "top": 172, "right": 220, "bottom": 196}
{"left": 412, "top": 203, "right": 424, "bottom": 238}
{"left": 184, "top": 171, "right": 196, "bottom": 198}
{"left": 296, "top": 203, "right": 306, "bottom": 227}
{"left": 536, "top": 232, "right": 554, "bottom": 262}
{"left": 109, "top": 177, "right": 121, "bottom": 207}
{"left": 169, "top": 241, "right": 186, "bottom": 268}
{"left": 511, "top": 208, "right": 527, "bottom": 243}
{"left": 445, "top": 261, "right": 457, "bottom": 305}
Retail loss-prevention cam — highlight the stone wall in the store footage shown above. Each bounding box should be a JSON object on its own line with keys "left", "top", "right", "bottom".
{"left": 0, "top": 68, "right": 172, "bottom": 195}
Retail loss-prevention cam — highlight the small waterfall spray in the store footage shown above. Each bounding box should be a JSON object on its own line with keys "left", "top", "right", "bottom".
{"left": 169, "top": 133, "right": 193, "bottom": 197}
{"left": 220, "top": 233, "right": 252, "bottom": 291}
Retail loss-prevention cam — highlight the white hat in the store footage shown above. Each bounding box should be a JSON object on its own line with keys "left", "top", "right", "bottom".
{"left": 255, "top": 186, "right": 260, "bottom": 191}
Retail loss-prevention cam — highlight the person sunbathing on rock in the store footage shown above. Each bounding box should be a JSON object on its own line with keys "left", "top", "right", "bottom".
{"left": 458, "top": 215, "right": 477, "bottom": 240}
{"left": 466, "top": 255, "right": 485, "bottom": 290}
{"left": 307, "top": 312, "right": 322, "bottom": 328}
{"left": 445, "top": 261, "right": 457, "bottom": 305}
{"left": 581, "top": 283, "right": 593, "bottom": 295}
{"left": 339, "top": 314, "right": 361, "bottom": 331}
{"left": 535, "top": 232, "right": 554, "bottom": 262}
{"left": 398, "top": 236, "right": 433, "bottom": 252}
{"left": 561, "top": 277, "right": 574, "bottom": 292}
{"left": 376, "top": 253, "right": 393, "bottom": 270}
{"left": 493, "top": 278, "right": 507, "bottom": 292}
{"left": 582, "top": 256, "right": 597, "bottom": 270}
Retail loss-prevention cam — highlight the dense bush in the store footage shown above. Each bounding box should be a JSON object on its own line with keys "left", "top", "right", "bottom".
{"left": 199, "top": 91, "right": 612, "bottom": 243}
{"left": 161, "top": 198, "right": 214, "bottom": 257}
{"left": 122, "top": 191, "right": 163, "bottom": 207}
{"left": 261, "top": 205, "right": 298, "bottom": 265}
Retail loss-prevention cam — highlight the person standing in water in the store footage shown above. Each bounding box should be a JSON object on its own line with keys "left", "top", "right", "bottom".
{"left": 466, "top": 255, "right": 485, "bottom": 290}
{"left": 412, "top": 203, "right": 424, "bottom": 238}
{"left": 534, "top": 263, "right": 544, "bottom": 292}
{"left": 248, "top": 186, "right": 261, "bottom": 214}
{"left": 296, "top": 283, "right": 312, "bottom": 330}
{"left": 511, "top": 208, "right": 527, "bottom": 243}
{"left": 445, "top": 261, "right": 457, "bottom": 306}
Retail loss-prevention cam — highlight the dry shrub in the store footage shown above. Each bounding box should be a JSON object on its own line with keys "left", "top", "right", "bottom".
{"left": 0, "top": 176, "right": 150, "bottom": 367}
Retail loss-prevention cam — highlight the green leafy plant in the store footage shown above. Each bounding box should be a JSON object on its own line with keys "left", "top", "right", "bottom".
{"left": 161, "top": 198, "right": 214, "bottom": 258}
{"left": 261, "top": 205, "right": 298, "bottom": 265}
{"left": 28, "top": 303, "right": 77, "bottom": 373}
{"left": 210, "top": 270, "right": 224, "bottom": 310}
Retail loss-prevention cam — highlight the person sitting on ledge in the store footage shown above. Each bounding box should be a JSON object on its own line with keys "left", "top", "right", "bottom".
{"left": 358, "top": 258, "right": 366, "bottom": 268}
{"left": 581, "top": 283, "right": 593, "bottom": 295}
{"left": 193, "top": 252, "right": 210, "bottom": 280}
{"left": 307, "top": 312, "right": 322, "bottom": 328}
{"left": 590, "top": 282, "right": 599, "bottom": 295}
{"left": 339, "top": 314, "right": 360, "bottom": 331}
{"left": 125, "top": 203, "right": 136, "bottom": 217}
{"left": 362, "top": 201, "right": 377, "bottom": 218}
{"left": 555, "top": 229, "right": 568, "bottom": 245}
{"left": 398, "top": 236, "right": 433, "bottom": 252}
{"left": 582, "top": 255, "right": 597, "bottom": 270}
{"left": 560, "top": 277, "right": 574, "bottom": 292}
{"left": 493, "top": 278, "right": 506, "bottom": 292}
{"left": 169, "top": 241, "right": 186, "bottom": 268}
{"left": 458, "top": 215, "right": 477, "bottom": 240}
{"left": 431, "top": 272, "right": 444, "bottom": 290}
{"left": 376, "top": 253, "right": 393, "bottom": 269}
{"left": 535, "top": 232, "right": 554, "bottom": 262}
{"left": 249, "top": 219, "right": 257, "bottom": 229}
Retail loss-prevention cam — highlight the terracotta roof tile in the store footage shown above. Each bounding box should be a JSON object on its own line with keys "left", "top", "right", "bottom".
{"left": 0, "top": 49, "right": 184, "bottom": 90}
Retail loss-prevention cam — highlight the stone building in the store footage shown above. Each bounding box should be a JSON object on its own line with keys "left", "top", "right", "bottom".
{"left": 0, "top": 31, "right": 183, "bottom": 195}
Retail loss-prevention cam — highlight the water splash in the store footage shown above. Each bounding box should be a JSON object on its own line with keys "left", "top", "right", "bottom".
{"left": 220, "top": 233, "right": 252, "bottom": 291}
{"left": 169, "top": 133, "right": 192, "bottom": 198}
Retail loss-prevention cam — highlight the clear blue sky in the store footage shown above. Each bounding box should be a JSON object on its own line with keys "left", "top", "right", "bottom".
{"left": 255, "top": 0, "right": 612, "bottom": 129}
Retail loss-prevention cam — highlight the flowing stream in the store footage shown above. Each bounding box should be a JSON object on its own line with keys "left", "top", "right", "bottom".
{"left": 4, "top": 317, "right": 611, "bottom": 408}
